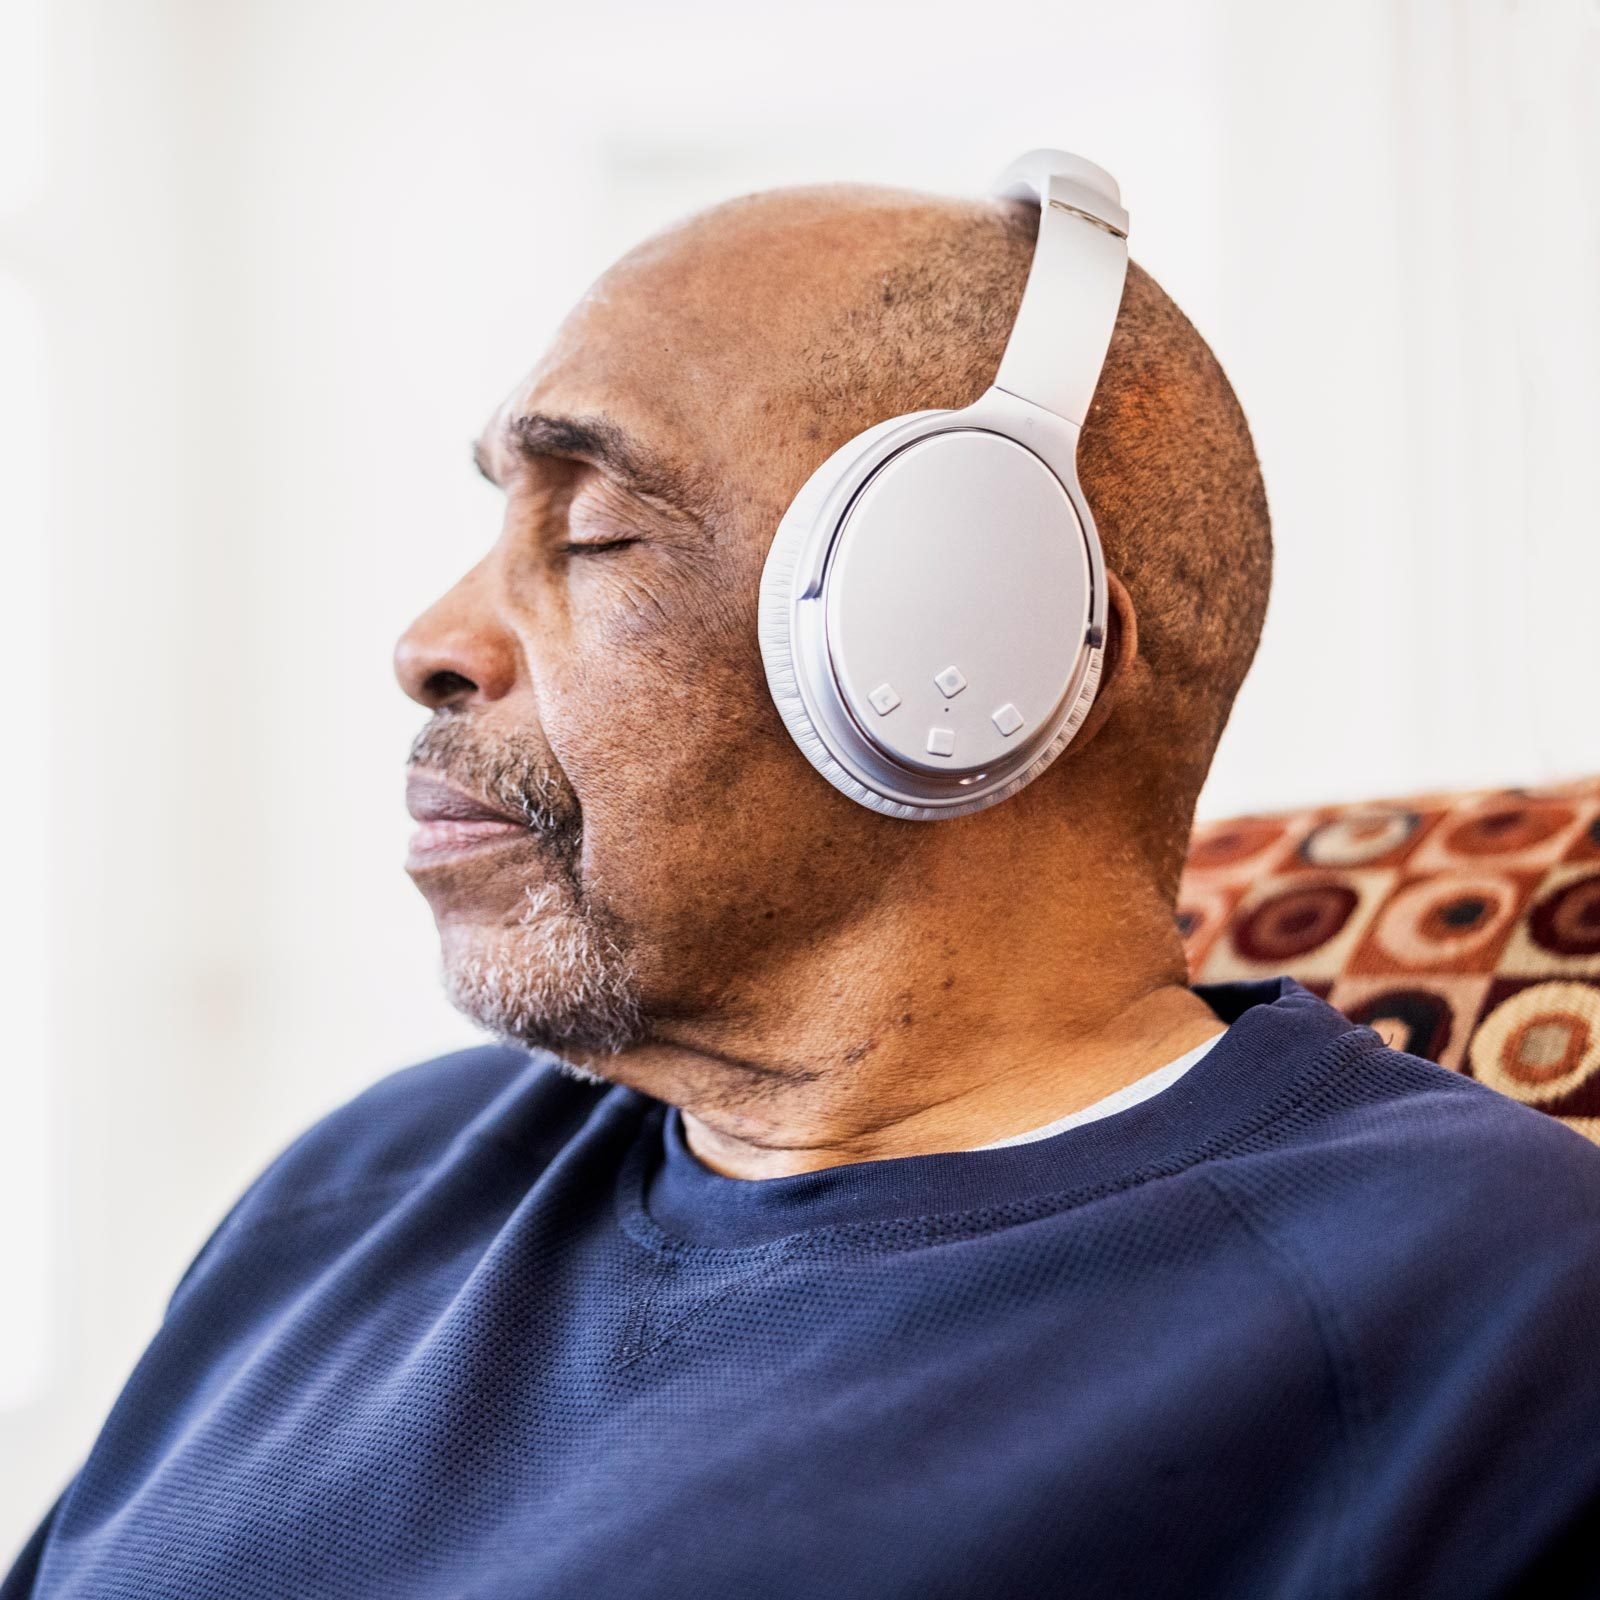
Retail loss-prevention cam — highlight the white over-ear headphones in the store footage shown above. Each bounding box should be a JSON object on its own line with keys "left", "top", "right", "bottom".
{"left": 758, "top": 149, "right": 1129, "bottom": 821}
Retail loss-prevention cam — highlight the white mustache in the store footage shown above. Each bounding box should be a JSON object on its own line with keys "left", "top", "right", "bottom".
{"left": 407, "top": 715, "right": 580, "bottom": 838}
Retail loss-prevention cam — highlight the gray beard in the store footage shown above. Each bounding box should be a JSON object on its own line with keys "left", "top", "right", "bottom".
{"left": 442, "top": 882, "right": 648, "bottom": 1078}
{"left": 410, "top": 713, "right": 650, "bottom": 1076}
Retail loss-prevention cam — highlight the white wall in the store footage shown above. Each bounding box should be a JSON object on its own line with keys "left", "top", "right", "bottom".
{"left": 3, "top": 0, "right": 1598, "bottom": 1554}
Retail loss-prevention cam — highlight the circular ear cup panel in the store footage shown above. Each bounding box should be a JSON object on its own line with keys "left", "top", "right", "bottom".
{"left": 826, "top": 431, "right": 1090, "bottom": 776}
{"left": 760, "top": 416, "right": 1106, "bottom": 822}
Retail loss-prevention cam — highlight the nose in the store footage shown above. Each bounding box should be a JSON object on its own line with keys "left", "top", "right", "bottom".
{"left": 393, "top": 563, "right": 520, "bottom": 710}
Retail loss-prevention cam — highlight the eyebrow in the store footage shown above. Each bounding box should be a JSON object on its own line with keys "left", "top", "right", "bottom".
{"left": 474, "top": 410, "right": 708, "bottom": 518}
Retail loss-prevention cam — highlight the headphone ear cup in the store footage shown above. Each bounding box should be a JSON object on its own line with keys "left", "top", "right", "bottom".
{"left": 759, "top": 413, "right": 950, "bottom": 816}
{"left": 761, "top": 409, "right": 1106, "bottom": 822}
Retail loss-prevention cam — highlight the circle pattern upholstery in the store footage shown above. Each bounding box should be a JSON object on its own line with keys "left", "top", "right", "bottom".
{"left": 1179, "top": 776, "right": 1600, "bottom": 1144}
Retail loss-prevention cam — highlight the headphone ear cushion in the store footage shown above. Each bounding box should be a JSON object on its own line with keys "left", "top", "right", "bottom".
{"left": 758, "top": 414, "right": 949, "bottom": 817}
{"left": 759, "top": 443, "right": 877, "bottom": 812}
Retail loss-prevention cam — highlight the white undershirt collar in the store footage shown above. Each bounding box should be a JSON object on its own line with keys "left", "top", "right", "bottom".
{"left": 966, "top": 1029, "right": 1228, "bottom": 1152}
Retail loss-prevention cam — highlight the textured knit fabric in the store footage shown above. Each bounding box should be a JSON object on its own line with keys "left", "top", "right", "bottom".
{"left": 966, "top": 1028, "right": 1225, "bottom": 1149}
{"left": 6, "top": 978, "right": 1600, "bottom": 1599}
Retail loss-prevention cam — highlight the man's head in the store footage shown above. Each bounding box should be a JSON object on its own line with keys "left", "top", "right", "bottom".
{"left": 394, "top": 177, "right": 1270, "bottom": 1080}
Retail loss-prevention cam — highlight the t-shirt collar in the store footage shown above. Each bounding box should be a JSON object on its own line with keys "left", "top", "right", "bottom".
{"left": 622, "top": 978, "right": 1366, "bottom": 1252}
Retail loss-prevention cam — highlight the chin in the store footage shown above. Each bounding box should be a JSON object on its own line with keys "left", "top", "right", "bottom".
{"left": 438, "top": 883, "right": 648, "bottom": 1058}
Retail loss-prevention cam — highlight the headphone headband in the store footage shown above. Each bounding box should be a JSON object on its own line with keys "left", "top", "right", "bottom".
{"left": 989, "top": 149, "right": 1129, "bottom": 428}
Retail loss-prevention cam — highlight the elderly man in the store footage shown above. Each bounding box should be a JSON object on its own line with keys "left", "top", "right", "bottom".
{"left": 7, "top": 153, "right": 1599, "bottom": 1600}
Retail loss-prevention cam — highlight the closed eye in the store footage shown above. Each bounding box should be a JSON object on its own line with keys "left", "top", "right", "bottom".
{"left": 556, "top": 537, "right": 639, "bottom": 556}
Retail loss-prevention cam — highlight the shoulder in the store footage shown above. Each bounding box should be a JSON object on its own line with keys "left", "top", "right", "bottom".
{"left": 272, "top": 1040, "right": 630, "bottom": 1199}
{"left": 166, "top": 1041, "right": 610, "bottom": 1308}
{"left": 1213, "top": 1035, "right": 1600, "bottom": 1260}
{"left": 1204, "top": 1037, "right": 1600, "bottom": 1589}
{"left": 285, "top": 1041, "right": 552, "bottom": 1189}
{"left": 1206, "top": 1036, "right": 1600, "bottom": 1382}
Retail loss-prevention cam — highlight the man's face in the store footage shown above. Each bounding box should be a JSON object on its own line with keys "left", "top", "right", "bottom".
{"left": 394, "top": 192, "right": 942, "bottom": 1069}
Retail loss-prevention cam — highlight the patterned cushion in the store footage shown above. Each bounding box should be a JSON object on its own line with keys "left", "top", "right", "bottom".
{"left": 1179, "top": 775, "right": 1600, "bottom": 1146}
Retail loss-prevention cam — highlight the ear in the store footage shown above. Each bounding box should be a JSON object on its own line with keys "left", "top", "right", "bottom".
{"left": 1066, "top": 569, "right": 1138, "bottom": 752}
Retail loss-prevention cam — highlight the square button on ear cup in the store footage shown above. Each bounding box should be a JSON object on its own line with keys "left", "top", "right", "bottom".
{"left": 934, "top": 665, "right": 967, "bottom": 698}
{"left": 926, "top": 727, "right": 956, "bottom": 757}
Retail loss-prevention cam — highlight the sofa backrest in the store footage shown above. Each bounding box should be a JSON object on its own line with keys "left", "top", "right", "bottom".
{"left": 1178, "top": 776, "right": 1600, "bottom": 1146}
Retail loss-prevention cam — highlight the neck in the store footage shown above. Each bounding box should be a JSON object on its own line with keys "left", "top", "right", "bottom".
{"left": 582, "top": 840, "right": 1223, "bottom": 1180}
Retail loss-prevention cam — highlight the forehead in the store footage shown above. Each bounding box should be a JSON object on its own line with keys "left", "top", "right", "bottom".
{"left": 484, "top": 186, "right": 980, "bottom": 500}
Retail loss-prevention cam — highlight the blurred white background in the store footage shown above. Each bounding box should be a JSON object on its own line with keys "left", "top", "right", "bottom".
{"left": 3, "top": 0, "right": 1598, "bottom": 1553}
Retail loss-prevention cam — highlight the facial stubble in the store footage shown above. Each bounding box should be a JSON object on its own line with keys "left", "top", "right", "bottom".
{"left": 407, "top": 713, "right": 648, "bottom": 1077}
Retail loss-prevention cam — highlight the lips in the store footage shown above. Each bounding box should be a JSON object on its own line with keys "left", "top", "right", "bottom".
{"left": 405, "top": 771, "right": 530, "bottom": 864}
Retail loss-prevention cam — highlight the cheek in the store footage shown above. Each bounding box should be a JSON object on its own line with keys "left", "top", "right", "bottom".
{"left": 562, "top": 639, "right": 881, "bottom": 941}
{"left": 519, "top": 550, "right": 912, "bottom": 984}
{"left": 548, "top": 545, "right": 764, "bottom": 787}
{"left": 559, "top": 605, "right": 772, "bottom": 826}
{"left": 545, "top": 594, "right": 787, "bottom": 883}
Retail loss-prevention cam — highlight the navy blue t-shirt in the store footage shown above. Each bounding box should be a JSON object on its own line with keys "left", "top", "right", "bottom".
{"left": 6, "top": 978, "right": 1600, "bottom": 1598}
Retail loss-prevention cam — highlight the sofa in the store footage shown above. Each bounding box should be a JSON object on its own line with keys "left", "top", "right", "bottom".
{"left": 1179, "top": 774, "right": 1600, "bottom": 1146}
